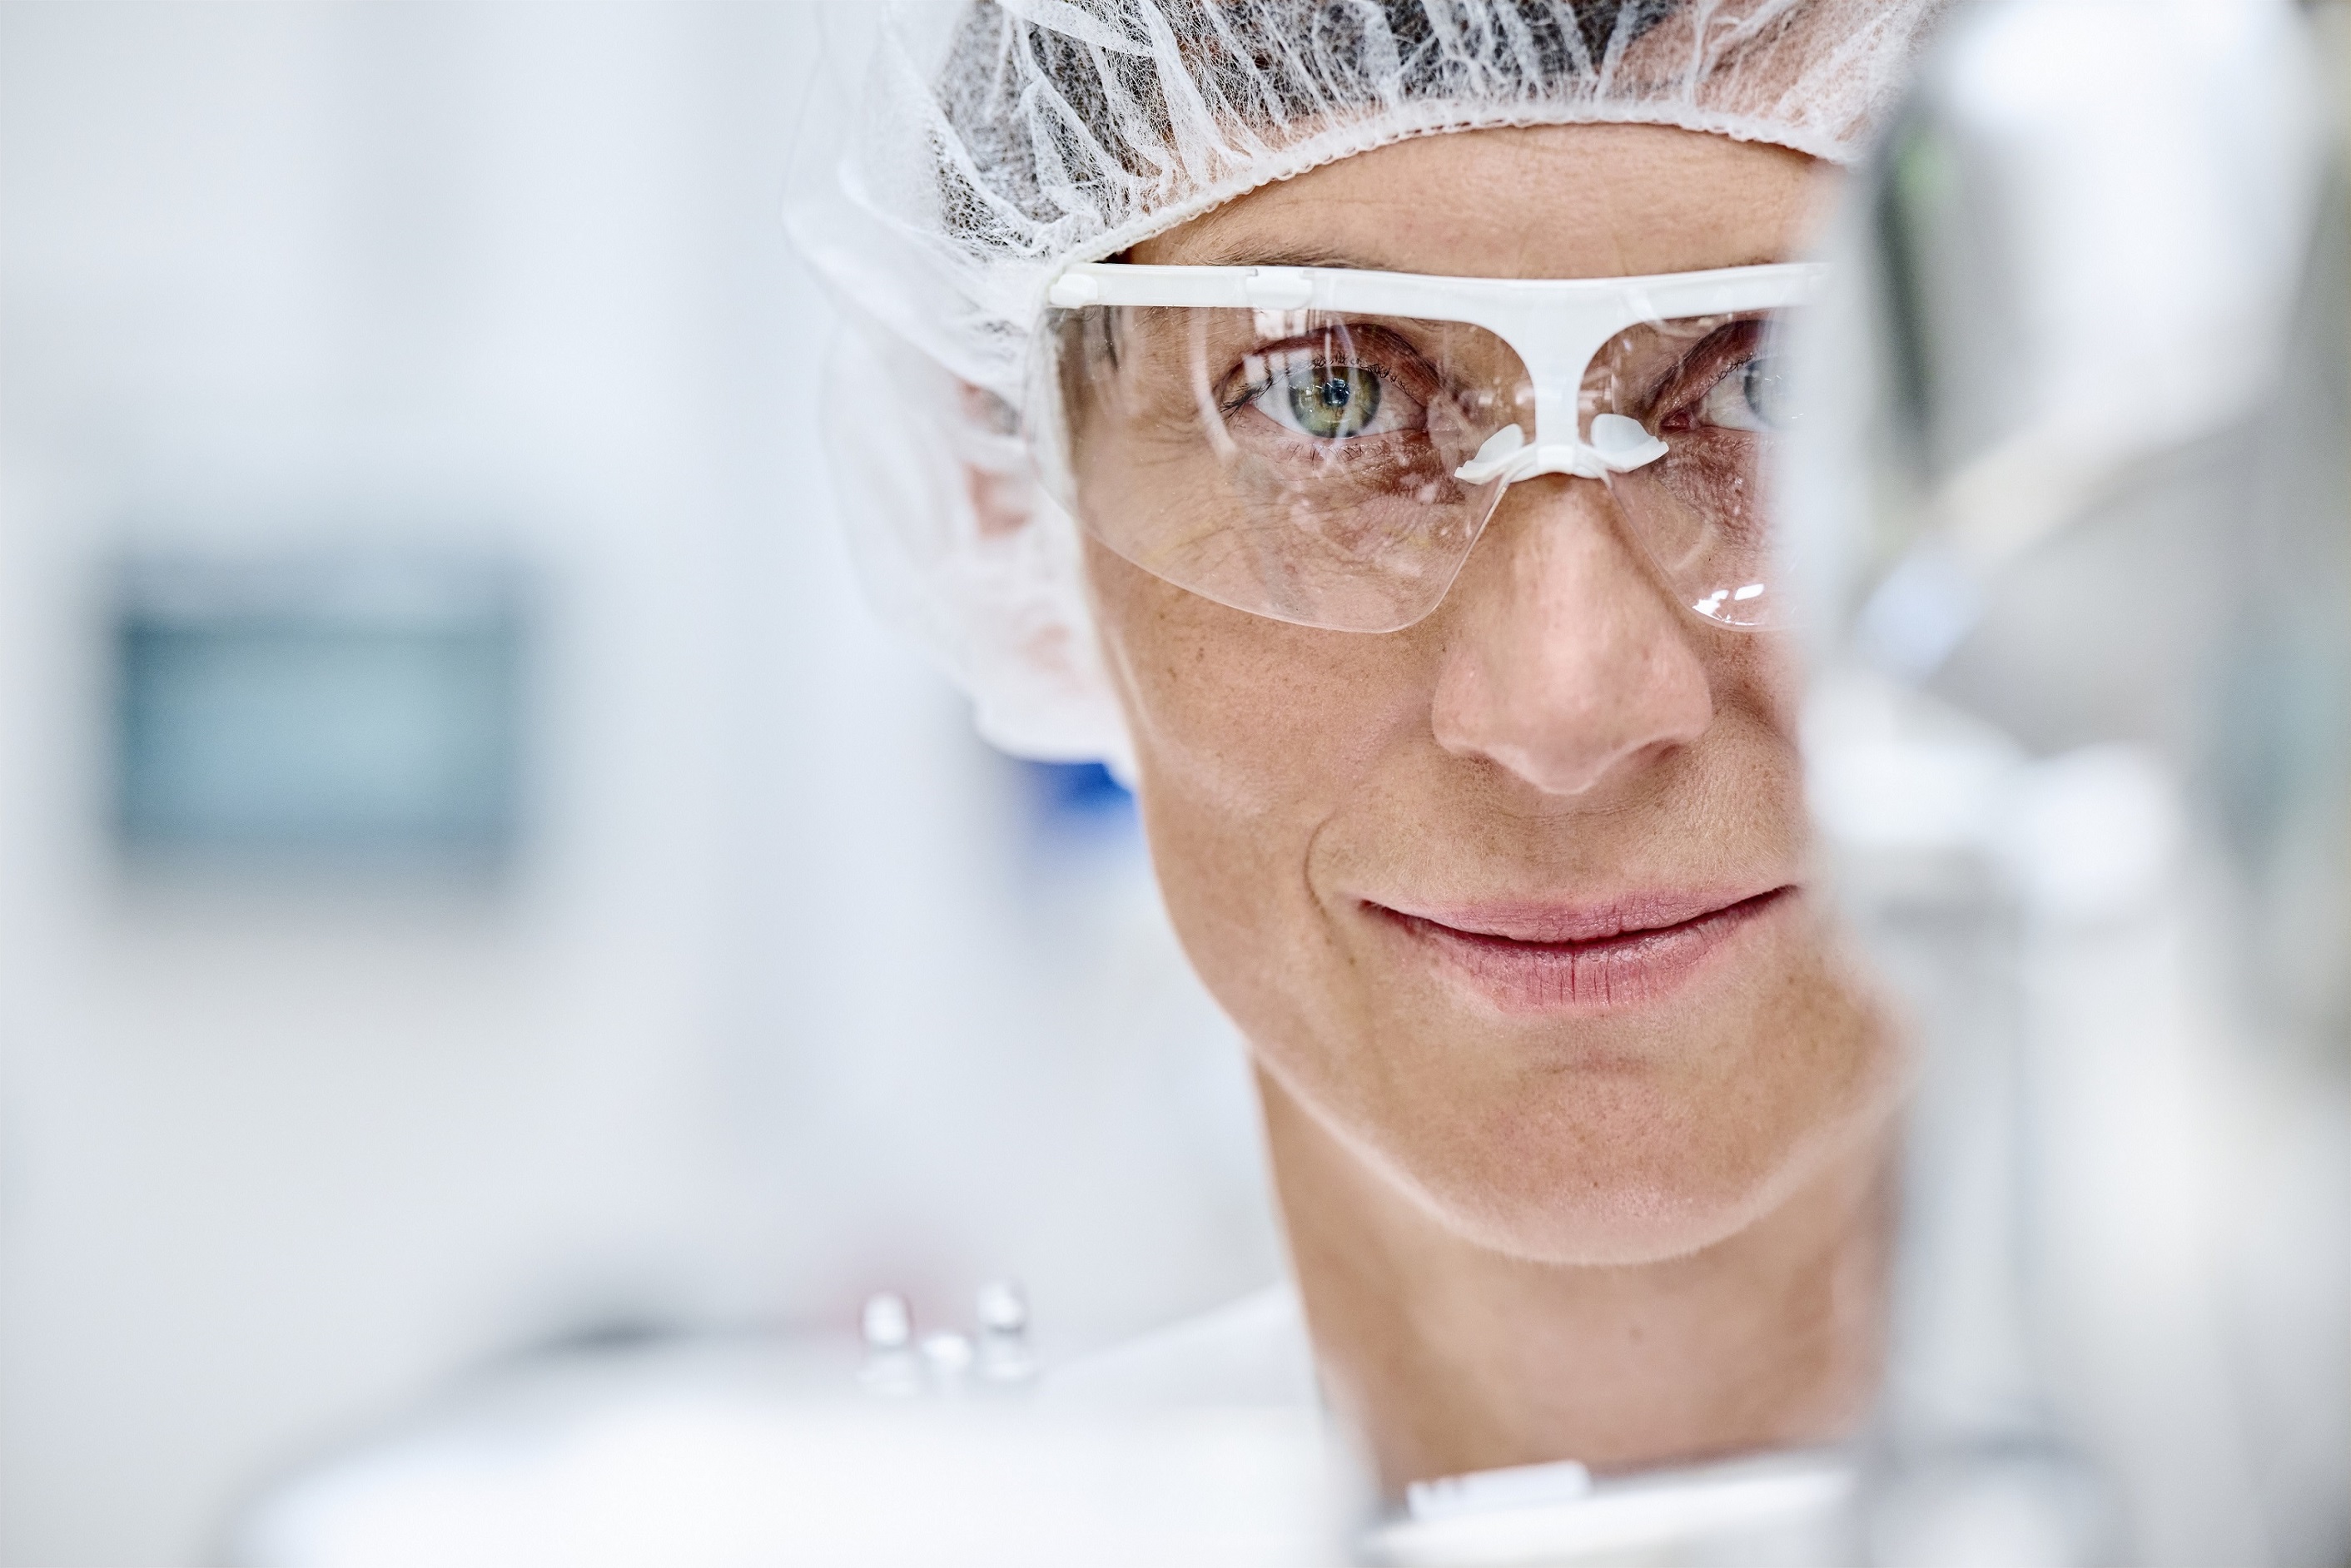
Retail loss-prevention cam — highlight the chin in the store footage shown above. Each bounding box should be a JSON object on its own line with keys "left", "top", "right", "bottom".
{"left": 1345, "top": 945, "right": 1899, "bottom": 1264}
{"left": 1418, "top": 1152, "right": 1804, "bottom": 1267}
{"left": 1383, "top": 1081, "right": 1865, "bottom": 1267}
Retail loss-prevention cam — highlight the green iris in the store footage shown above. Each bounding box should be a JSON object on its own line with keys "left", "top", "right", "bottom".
{"left": 1287, "top": 365, "right": 1382, "bottom": 439}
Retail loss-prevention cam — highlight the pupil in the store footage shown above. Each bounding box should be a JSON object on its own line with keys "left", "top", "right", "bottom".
{"left": 1290, "top": 366, "right": 1379, "bottom": 435}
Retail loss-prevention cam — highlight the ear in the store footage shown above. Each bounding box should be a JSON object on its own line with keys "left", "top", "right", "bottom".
{"left": 962, "top": 462, "right": 1031, "bottom": 540}
{"left": 957, "top": 382, "right": 1032, "bottom": 540}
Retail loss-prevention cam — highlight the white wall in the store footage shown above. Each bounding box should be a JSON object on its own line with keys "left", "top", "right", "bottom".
{"left": 0, "top": 7, "right": 1279, "bottom": 1563}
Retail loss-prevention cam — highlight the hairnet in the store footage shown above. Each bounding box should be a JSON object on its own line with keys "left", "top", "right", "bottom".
{"left": 786, "top": 0, "right": 1945, "bottom": 770}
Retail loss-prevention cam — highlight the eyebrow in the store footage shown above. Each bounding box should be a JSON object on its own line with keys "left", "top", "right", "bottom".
{"left": 1123, "top": 242, "right": 1388, "bottom": 270}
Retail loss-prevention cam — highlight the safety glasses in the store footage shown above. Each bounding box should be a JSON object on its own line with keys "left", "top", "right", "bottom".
{"left": 1031, "top": 260, "right": 1822, "bottom": 634}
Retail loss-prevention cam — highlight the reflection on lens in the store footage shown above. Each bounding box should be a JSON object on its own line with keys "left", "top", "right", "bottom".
{"left": 1255, "top": 355, "right": 1384, "bottom": 439}
{"left": 1052, "top": 305, "right": 1522, "bottom": 631}
{"left": 1047, "top": 301, "right": 1796, "bottom": 633}
{"left": 1588, "top": 312, "right": 1788, "bottom": 628}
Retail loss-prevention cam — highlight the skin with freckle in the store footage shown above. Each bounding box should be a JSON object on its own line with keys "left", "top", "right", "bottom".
{"left": 1076, "top": 123, "right": 1905, "bottom": 1482}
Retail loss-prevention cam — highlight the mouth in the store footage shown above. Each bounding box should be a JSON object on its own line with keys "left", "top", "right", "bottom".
{"left": 1367, "top": 886, "right": 1795, "bottom": 1015}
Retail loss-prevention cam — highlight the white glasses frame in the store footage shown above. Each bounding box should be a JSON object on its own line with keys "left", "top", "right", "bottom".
{"left": 1037, "top": 259, "right": 1825, "bottom": 491}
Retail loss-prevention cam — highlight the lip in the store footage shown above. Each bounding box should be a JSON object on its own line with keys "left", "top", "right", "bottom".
{"left": 1368, "top": 886, "right": 1794, "bottom": 1015}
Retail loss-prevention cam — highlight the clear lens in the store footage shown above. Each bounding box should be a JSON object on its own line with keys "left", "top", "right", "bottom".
{"left": 1047, "top": 305, "right": 1523, "bottom": 632}
{"left": 1586, "top": 313, "right": 1792, "bottom": 628}
{"left": 1043, "top": 302, "right": 1797, "bottom": 633}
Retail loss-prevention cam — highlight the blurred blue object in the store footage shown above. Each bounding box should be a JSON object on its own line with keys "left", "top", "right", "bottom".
{"left": 113, "top": 553, "right": 528, "bottom": 864}
{"left": 1024, "top": 759, "right": 1132, "bottom": 825}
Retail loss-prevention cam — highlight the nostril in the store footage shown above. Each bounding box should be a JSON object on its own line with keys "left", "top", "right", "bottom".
{"left": 1473, "top": 723, "right": 1697, "bottom": 798}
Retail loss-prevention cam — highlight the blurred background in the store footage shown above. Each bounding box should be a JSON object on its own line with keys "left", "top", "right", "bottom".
{"left": 0, "top": 5, "right": 1282, "bottom": 1564}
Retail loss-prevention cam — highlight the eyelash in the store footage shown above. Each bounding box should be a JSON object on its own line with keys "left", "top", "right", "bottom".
{"left": 1220, "top": 334, "right": 1437, "bottom": 447}
{"left": 1224, "top": 343, "right": 1421, "bottom": 404}
{"left": 1653, "top": 323, "right": 1774, "bottom": 432}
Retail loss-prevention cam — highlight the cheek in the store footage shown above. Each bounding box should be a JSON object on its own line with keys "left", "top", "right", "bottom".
{"left": 1713, "top": 626, "right": 1805, "bottom": 747}
{"left": 1082, "top": 533, "right": 1429, "bottom": 823}
{"left": 1081, "top": 537, "right": 1429, "bottom": 1027}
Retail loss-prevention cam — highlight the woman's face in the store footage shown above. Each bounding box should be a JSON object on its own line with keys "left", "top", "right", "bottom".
{"left": 1083, "top": 124, "right": 1896, "bottom": 1266}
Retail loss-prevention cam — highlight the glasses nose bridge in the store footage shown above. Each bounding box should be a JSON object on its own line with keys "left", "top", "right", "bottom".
{"left": 1463, "top": 294, "right": 1636, "bottom": 446}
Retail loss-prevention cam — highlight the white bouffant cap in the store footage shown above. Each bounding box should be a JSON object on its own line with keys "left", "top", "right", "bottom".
{"left": 786, "top": 0, "right": 1944, "bottom": 772}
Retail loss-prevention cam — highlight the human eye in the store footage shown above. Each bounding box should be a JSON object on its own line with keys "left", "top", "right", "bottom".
{"left": 1691, "top": 352, "right": 1792, "bottom": 432}
{"left": 1657, "top": 320, "right": 1793, "bottom": 435}
{"left": 1227, "top": 327, "right": 1429, "bottom": 444}
{"left": 1249, "top": 355, "right": 1393, "bottom": 439}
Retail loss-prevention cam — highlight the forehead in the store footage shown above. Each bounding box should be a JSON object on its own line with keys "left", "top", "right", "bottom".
{"left": 1129, "top": 122, "right": 1826, "bottom": 280}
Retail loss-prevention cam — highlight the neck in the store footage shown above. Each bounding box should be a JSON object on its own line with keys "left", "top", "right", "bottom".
{"left": 1257, "top": 1066, "right": 1893, "bottom": 1491}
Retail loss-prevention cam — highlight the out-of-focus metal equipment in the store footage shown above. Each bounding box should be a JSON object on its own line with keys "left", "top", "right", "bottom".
{"left": 1787, "top": 0, "right": 2351, "bottom": 1563}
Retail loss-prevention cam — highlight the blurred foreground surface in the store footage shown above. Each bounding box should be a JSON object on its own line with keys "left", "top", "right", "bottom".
{"left": 1789, "top": 0, "right": 2351, "bottom": 1561}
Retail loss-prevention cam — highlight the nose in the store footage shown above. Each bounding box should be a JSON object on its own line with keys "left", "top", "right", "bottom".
{"left": 1429, "top": 476, "right": 1715, "bottom": 796}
